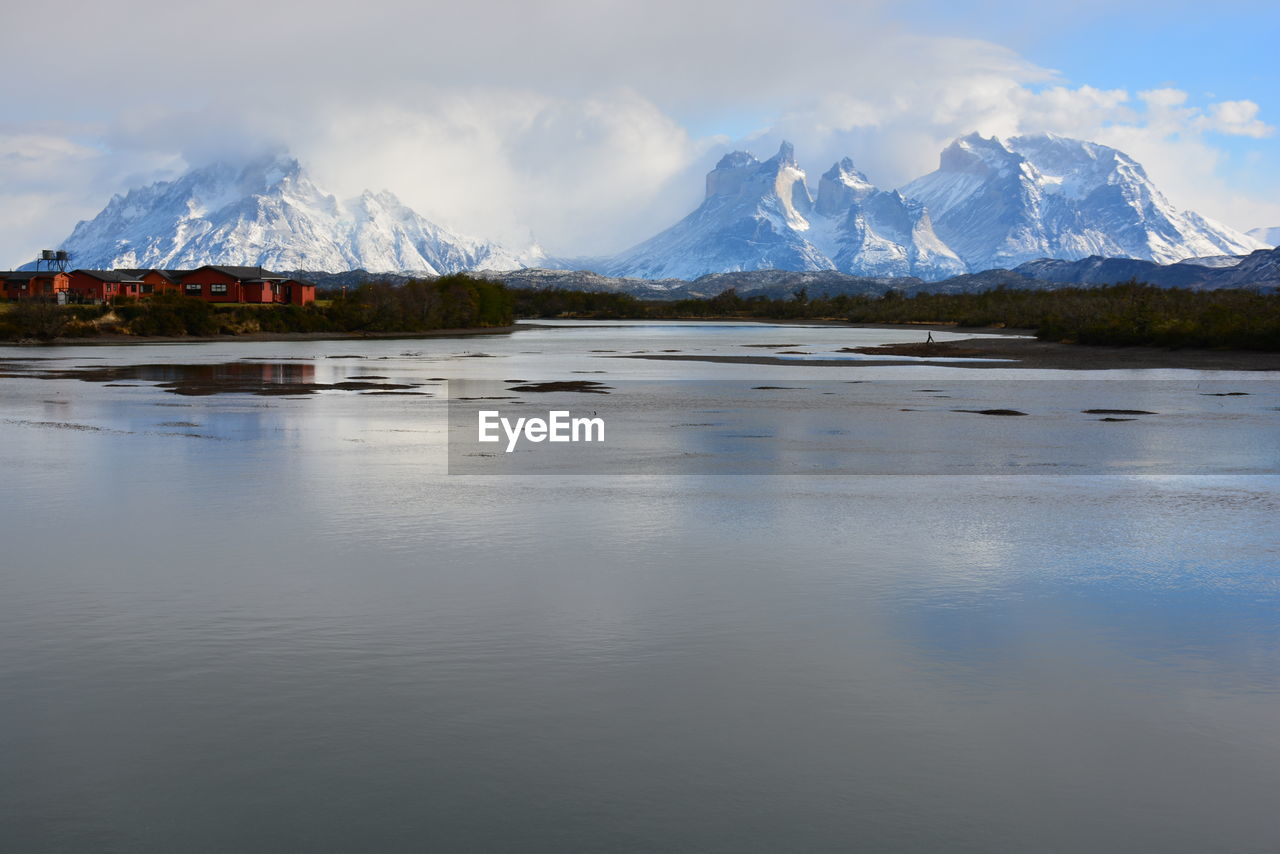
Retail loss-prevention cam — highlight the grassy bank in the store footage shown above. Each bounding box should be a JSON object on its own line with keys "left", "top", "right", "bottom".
{"left": 514, "top": 281, "right": 1280, "bottom": 351}
{"left": 0, "top": 275, "right": 514, "bottom": 341}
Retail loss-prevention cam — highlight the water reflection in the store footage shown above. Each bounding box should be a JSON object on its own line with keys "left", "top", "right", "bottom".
{"left": 1, "top": 324, "right": 1279, "bottom": 853}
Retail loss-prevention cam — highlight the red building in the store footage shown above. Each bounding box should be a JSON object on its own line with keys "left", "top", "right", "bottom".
{"left": 119, "top": 269, "right": 183, "bottom": 296}
{"left": 176, "top": 266, "right": 314, "bottom": 305}
{"left": 278, "top": 278, "right": 318, "bottom": 306}
{"left": 6, "top": 264, "right": 317, "bottom": 306}
{"left": 67, "top": 270, "right": 144, "bottom": 302}
{"left": 2, "top": 271, "right": 71, "bottom": 299}
{"left": 179, "top": 266, "right": 276, "bottom": 303}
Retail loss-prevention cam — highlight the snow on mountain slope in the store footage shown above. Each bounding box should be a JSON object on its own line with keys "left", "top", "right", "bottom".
{"left": 46, "top": 134, "right": 1266, "bottom": 282}
{"left": 606, "top": 143, "right": 831, "bottom": 280}
{"left": 608, "top": 143, "right": 962, "bottom": 280}
{"left": 54, "top": 155, "right": 539, "bottom": 274}
{"left": 808, "top": 158, "right": 965, "bottom": 279}
{"left": 902, "top": 132, "right": 1264, "bottom": 272}
{"left": 1247, "top": 227, "right": 1280, "bottom": 248}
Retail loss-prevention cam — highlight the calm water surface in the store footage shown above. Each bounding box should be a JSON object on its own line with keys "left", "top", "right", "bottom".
{"left": 2, "top": 321, "right": 1278, "bottom": 853}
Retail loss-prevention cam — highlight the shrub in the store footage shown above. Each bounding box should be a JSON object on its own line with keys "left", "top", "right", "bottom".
{"left": 125, "top": 293, "right": 218, "bottom": 337}
{"left": 3, "top": 300, "right": 68, "bottom": 339}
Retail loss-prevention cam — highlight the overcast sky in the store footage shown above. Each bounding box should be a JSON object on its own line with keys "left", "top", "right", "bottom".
{"left": 2, "top": 0, "right": 1277, "bottom": 263}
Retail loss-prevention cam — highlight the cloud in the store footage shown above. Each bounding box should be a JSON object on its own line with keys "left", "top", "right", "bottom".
{"left": 759, "top": 80, "right": 1279, "bottom": 235}
{"left": 1201, "top": 101, "right": 1272, "bottom": 138}
{"left": 290, "top": 89, "right": 715, "bottom": 256}
{"left": 0, "top": 0, "right": 1276, "bottom": 263}
{"left": 0, "top": 126, "right": 182, "bottom": 264}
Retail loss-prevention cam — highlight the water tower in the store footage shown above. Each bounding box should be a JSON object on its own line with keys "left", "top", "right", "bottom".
{"left": 34, "top": 250, "right": 70, "bottom": 272}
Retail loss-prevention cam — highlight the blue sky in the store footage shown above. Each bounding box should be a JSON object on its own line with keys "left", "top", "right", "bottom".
{"left": 898, "top": 0, "right": 1279, "bottom": 182}
{"left": 0, "top": 0, "right": 1276, "bottom": 261}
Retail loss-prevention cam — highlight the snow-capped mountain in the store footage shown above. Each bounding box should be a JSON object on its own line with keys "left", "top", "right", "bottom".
{"left": 607, "top": 142, "right": 964, "bottom": 281}
{"left": 811, "top": 158, "right": 965, "bottom": 279}
{"left": 54, "top": 154, "right": 540, "bottom": 274}
{"left": 1247, "top": 226, "right": 1280, "bottom": 248}
{"left": 902, "top": 132, "right": 1264, "bottom": 271}
{"left": 607, "top": 144, "right": 830, "bottom": 280}
{"left": 45, "top": 134, "right": 1265, "bottom": 282}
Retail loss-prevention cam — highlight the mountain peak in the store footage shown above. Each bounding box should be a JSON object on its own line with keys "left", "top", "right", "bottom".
{"left": 905, "top": 131, "right": 1264, "bottom": 269}
{"left": 821, "top": 157, "right": 873, "bottom": 188}
{"left": 248, "top": 152, "right": 303, "bottom": 184}
{"left": 1006, "top": 134, "right": 1151, "bottom": 193}
{"left": 706, "top": 148, "right": 773, "bottom": 200}
{"left": 814, "top": 157, "right": 876, "bottom": 217}
{"left": 714, "top": 150, "right": 759, "bottom": 171}
{"left": 51, "top": 155, "right": 535, "bottom": 274}
{"left": 939, "top": 133, "right": 1019, "bottom": 174}
{"left": 181, "top": 152, "right": 303, "bottom": 190}
{"left": 613, "top": 141, "right": 963, "bottom": 281}
{"left": 771, "top": 141, "right": 797, "bottom": 167}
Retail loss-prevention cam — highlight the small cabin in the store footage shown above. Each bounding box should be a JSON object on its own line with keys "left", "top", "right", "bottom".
{"left": 118, "top": 269, "right": 183, "bottom": 296}
{"left": 67, "top": 270, "right": 145, "bottom": 302}
{"left": 179, "top": 266, "right": 287, "bottom": 303}
{"left": 279, "top": 278, "right": 317, "bottom": 306}
{"left": 2, "top": 271, "right": 71, "bottom": 300}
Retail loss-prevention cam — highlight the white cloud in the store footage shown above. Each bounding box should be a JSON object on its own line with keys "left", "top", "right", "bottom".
{"left": 293, "top": 89, "right": 714, "bottom": 256}
{"left": 1201, "top": 100, "right": 1272, "bottom": 138}
{"left": 1, "top": 0, "right": 1276, "bottom": 262}
{"left": 0, "top": 130, "right": 119, "bottom": 264}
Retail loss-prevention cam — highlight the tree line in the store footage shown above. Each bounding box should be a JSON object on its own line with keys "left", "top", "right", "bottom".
{"left": 514, "top": 281, "right": 1280, "bottom": 351}
{"left": 5, "top": 275, "right": 1277, "bottom": 350}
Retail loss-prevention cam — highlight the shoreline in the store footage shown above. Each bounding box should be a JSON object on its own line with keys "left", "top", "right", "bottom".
{"left": 3, "top": 318, "right": 1277, "bottom": 370}
{"left": 623, "top": 334, "right": 1280, "bottom": 371}
{"left": 1, "top": 325, "right": 522, "bottom": 347}
{"left": 521, "top": 317, "right": 1031, "bottom": 334}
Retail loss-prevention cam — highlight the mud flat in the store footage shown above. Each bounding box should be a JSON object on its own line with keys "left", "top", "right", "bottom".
{"left": 623, "top": 334, "right": 1280, "bottom": 371}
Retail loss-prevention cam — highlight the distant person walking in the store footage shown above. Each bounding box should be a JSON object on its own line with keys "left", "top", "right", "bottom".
{"left": 926, "top": 331, "right": 934, "bottom": 345}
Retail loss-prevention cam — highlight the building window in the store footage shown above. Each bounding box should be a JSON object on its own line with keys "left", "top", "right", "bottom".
{"left": 185, "top": 283, "right": 202, "bottom": 294}
{"left": 141, "top": 284, "right": 154, "bottom": 295}
{"left": 210, "top": 283, "right": 228, "bottom": 294}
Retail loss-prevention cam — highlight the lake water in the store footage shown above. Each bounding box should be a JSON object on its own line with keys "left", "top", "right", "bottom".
{"left": 2, "top": 321, "right": 1279, "bottom": 853}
